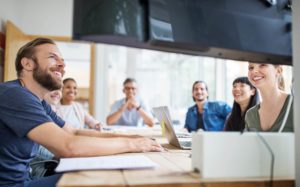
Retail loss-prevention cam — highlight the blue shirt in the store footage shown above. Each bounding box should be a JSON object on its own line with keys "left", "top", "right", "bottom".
{"left": 0, "top": 80, "right": 65, "bottom": 186}
{"left": 109, "top": 97, "right": 152, "bottom": 126}
{"left": 184, "top": 101, "right": 231, "bottom": 132}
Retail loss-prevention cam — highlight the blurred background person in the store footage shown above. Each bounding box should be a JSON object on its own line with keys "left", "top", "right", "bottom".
{"left": 36, "top": 90, "right": 63, "bottom": 160}
{"left": 106, "top": 78, "right": 154, "bottom": 127}
{"left": 43, "top": 89, "right": 62, "bottom": 112}
{"left": 224, "top": 76, "right": 259, "bottom": 131}
{"left": 185, "top": 80, "right": 231, "bottom": 132}
{"left": 58, "top": 78, "right": 101, "bottom": 130}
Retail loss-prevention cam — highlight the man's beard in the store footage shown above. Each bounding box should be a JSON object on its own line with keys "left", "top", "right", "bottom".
{"left": 194, "top": 95, "right": 206, "bottom": 102}
{"left": 195, "top": 98, "right": 205, "bottom": 102}
{"left": 32, "top": 60, "right": 63, "bottom": 91}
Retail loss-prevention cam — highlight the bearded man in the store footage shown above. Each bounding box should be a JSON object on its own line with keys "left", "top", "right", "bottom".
{"left": 184, "top": 81, "right": 232, "bottom": 132}
{"left": 0, "top": 38, "right": 162, "bottom": 187}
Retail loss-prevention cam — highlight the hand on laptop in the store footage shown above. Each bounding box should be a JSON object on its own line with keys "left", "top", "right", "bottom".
{"left": 181, "top": 128, "right": 189, "bottom": 133}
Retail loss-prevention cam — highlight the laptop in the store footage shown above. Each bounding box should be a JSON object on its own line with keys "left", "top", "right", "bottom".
{"left": 153, "top": 106, "right": 191, "bottom": 150}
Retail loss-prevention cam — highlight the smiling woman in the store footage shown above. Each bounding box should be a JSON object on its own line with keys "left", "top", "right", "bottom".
{"left": 57, "top": 77, "right": 101, "bottom": 130}
{"left": 224, "top": 77, "right": 259, "bottom": 132}
{"left": 245, "top": 63, "right": 294, "bottom": 132}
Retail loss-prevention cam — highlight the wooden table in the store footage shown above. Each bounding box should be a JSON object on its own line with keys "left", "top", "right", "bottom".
{"left": 56, "top": 127, "right": 294, "bottom": 187}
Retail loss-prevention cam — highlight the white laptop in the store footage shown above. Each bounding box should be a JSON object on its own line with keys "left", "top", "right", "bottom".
{"left": 153, "top": 106, "right": 191, "bottom": 150}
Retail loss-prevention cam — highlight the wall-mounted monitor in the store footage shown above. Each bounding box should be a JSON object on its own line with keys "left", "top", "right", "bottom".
{"left": 73, "top": 0, "right": 292, "bottom": 65}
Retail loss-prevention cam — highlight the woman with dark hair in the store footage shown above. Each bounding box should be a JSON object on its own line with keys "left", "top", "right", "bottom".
{"left": 57, "top": 78, "right": 102, "bottom": 130}
{"left": 224, "top": 77, "right": 259, "bottom": 131}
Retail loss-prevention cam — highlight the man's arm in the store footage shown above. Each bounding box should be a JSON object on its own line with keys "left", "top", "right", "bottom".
{"left": 106, "top": 104, "right": 127, "bottom": 125}
{"left": 221, "top": 103, "right": 232, "bottom": 118}
{"left": 27, "top": 122, "right": 162, "bottom": 158}
{"left": 63, "top": 123, "right": 141, "bottom": 138}
{"left": 128, "top": 98, "right": 155, "bottom": 127}
{"left": 137, "top": 108, "right": 155, "bottom": 127}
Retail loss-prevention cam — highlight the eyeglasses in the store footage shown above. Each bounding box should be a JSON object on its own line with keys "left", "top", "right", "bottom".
{"left": 124, "top": 87, "right": 137, "bottom": 91}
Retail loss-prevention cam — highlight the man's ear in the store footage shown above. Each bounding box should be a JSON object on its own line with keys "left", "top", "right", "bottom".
{"left": 20, "top": 57, "right": 35, "bottom": 71}
{"left": 122, "top": 88, "right": 125, "bottom": 94}
{"left": 276, "top": 65, "right": 283, "bottom": 75}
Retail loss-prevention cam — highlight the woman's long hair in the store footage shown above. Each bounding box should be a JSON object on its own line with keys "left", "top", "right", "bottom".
{"left": 225, "top": 77, "right": 260, "bottom": 132}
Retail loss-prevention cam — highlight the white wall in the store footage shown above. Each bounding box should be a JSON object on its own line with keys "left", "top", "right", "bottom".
{"left": 0, "top": 0, "right": 19, "bottom": 32}
{"left": 0, "top": 0, "right": 72, "bottom": 36}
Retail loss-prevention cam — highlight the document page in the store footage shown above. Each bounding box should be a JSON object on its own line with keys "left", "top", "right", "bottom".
{"left": 56, "top": 155, "right": 158, "bottom": 172}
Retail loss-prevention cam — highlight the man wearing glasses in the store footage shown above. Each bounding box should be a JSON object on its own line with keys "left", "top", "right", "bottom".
{"left": 107, "top": 78, "right": 155, "bottom": 127}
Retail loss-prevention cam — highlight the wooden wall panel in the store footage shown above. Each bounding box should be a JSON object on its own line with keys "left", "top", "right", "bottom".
{"left": 4, "top": 21, "right": 30, "bottom": 81}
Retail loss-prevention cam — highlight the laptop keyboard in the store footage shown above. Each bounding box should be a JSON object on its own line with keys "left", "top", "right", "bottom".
{"left": 176, "top": 134, "right": 191, "bottom": 138}
{"left": 180, "top": 141, "right": 191, "bottom": 147}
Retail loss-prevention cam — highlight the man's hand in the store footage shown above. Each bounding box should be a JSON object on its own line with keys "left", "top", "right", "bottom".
{"left": 125, "top": 97, "right": 140, "bottom": 110}
{"left": 93, "top": 123, "right": 102, "bottom": 131}
{"left": 129, "top": 138, "right": 163, "bottom": 152}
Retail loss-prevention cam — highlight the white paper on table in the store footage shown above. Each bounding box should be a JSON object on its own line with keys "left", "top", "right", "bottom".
{"left": 55, "top": 155, "right": 159, "bottom": 172}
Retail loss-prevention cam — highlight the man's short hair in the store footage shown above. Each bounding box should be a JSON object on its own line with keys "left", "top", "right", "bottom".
{"left": 15, "top": 38, "right": 56, "bottom": 77}
{"left": 192, "top": 80, "right": 208, "bottom": 92}
{"left": 123, "top": 78, "right": 137, "bottom": 86}
{"left": 192, "top": 80, "right": 209, "bottom": 101}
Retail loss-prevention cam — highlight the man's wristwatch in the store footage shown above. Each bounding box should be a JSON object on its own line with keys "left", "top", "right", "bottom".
{"left": 136, "top": 105, "right": 142, "bottom": 111}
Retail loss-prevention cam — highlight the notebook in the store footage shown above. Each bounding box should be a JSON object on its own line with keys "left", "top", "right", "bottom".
{"left": 153, "top": 106, "right": 191, "bottom": 149}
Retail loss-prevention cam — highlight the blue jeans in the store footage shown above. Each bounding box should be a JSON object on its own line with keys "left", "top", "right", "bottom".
{"left": 1, "top": 174, "right": 62, "bottom": 187}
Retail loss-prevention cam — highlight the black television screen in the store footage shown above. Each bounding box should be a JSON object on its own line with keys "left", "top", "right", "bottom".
{"left": 73, "top": 0, "right": 147, "bottom": 44}
{"left": 73, "top": 0, "right": 292, "bottom": 65}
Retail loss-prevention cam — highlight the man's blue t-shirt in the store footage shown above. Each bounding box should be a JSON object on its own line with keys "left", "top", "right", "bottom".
{"left": 0, "top": 80, "right": 65, "bottom": 186}
{"left": 184, "top": 101, "right": 232, "bottom": 132}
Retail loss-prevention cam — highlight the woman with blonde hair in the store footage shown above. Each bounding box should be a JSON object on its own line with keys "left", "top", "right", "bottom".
{"left": 245, "top": 63, "right": 293, "bottom": 132}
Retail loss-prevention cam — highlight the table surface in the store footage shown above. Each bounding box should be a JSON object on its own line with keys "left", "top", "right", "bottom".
{"left": 56, "top": 127, "right": 295, "bottom": 187}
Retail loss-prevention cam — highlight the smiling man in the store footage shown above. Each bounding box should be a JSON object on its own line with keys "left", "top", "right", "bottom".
{"left": 184, "top": 80, "right": 232, "bottom": 132}
{"left": 106, "top": 78, "right": 155, "bottom": 127}
{"left": 0, "top": 38, "right": 162, "bottom": 187}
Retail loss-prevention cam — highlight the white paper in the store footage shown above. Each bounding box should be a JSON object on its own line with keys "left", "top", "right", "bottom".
{"left": 55, "top": 155, "right": 158, "bottom": 172}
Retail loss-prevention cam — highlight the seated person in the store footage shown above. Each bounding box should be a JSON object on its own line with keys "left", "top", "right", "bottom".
{"left": 245, "top": 63, "right": 293, "bottom": 132}
{"left": 0, "top": 38, "right": 162, "bottom": 186}
{"left": 39, "top": 85, "right": 103, "bottom": 160}
{"left": 57, "top": 78, "right": 101, "bottom": 130}
{"left": 224, "top": 76, "right": 259, "bottom": 131}
{"left": 44, "top": 89, "right": 62, "bottom": 112}
{"left": 185, "top": 81, "right": 231, "bottom": 132}
{"left": 106, "top": 78, "right": 155, "bottom": 127}
{"left": 37, "top": 90, "right": 63, "bottom": 160}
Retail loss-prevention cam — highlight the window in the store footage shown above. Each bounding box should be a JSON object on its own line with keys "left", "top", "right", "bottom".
{"left": 56, "top": 41, "right": 91, "bottom": 110}
{"left": 94, "top": 44, "right": 293, "bottom": 126}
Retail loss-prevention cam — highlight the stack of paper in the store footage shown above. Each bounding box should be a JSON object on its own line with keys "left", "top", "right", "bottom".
{"left": 55, "top": 155, "right": 158, "bottom": 172}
